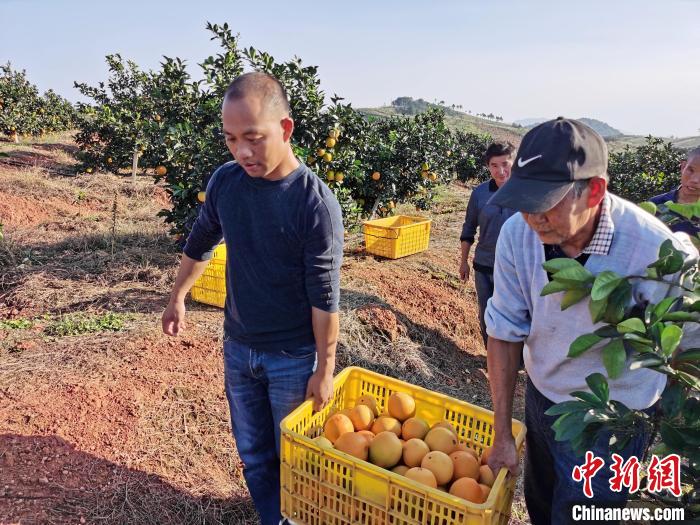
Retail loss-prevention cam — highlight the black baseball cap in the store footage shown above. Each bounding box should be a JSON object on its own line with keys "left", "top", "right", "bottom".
{"left": 488, "top": 117, "right": 608, "bottom": 213}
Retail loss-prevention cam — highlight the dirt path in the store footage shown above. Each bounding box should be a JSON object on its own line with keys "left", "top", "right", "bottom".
{"left": 0, "top": 138, "right": 527, "bottom": 524}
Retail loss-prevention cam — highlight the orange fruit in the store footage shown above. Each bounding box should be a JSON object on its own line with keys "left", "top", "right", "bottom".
{"left": 402, "top": 418, "right": 429, "bottom": 441}
{"left": 326, "top": 171, "right": 335, "bottom": 182}
{"left": 403, "top": 438, "right": 430, "bottom": 468}
{"left": 155, "top": 165, "right": 167, "bottom": 176}
{"left": 479, "top": 483, "right": 491, "bottom": 501}
{"left": 453, "top": 443, "right": 479, "bottom": 459}
{"left": 323, "top": 413, "right": 354, "bottom": 444}
{"left": 450, "top": 451, "right": 480, "bottom": 480}
{"left": 479, "top": 465, "right": 495, "bottom": 487}
{"left": 371, "top": 171, "right": 381, "bottom": 181}
{"left": 312, "top": 435, "right": 333, "bottom": 448}
{"left": 323, "top": 153, "right": 333, "bottom": 163}
{"left": 391, "top": 465, "right": 409, "bottom": 476}
{"left": 431, "top": 421, "right": 458, "bottom": 436}
{"left": 316, "top": 148, "right": 326, "bottom": 157}
{"left": 349, "top": 404, "right": 375, "bottom": 431}
{"left": 356, "top": 395, "right": 379, "bottom": 417}
{"left": 197, "top": 191, "right": 206, "bottom": 203}
{"left": 387, "top": 392, "right": 415, "bottom": 422}
{"left": 480, "top": 446, "right": 493, "bottom": 465}
{"left": 334, "top": 172, "right": 344, "bottom": 183}
{"left": 424, "top": 427, "right": 457, "bottom": 454}
{"left": 449, "top": 477, "right": 484, "bottom": 503}
{"left": 405, "top": 467, "right": 437, "bottom": 488}
{"left": 368, "top": 431, "right": 403, "bottom": 468}
{"left": 325, "top": 137, "right": 337, "bottom": 148}
{"left": 357, "top": 430, "right": 375, "bottom": 445}
{"left": 421, "top": 451, "right": 454, "bottom": 486}
{"left": 371, "top": 416, "right": 402, "bottom": 437}
{"left": 335, "top": 432, "right": 369, "bottom": 461}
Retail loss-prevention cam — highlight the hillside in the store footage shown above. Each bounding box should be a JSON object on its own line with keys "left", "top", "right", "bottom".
{"left": 361, "top": 102, "right": 700, "bottom": 153}
{"left": 515, "top": 117, "right": 623, "bottom": 138}
{"left": 358, "top": 106, "right": 526, "bottom": 146}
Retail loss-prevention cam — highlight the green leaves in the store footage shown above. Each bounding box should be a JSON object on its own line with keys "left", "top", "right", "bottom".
{"left": 589, "top": 298, "right": 608, "bottom": 323}
{"left": 552, "top": 411, "right": 588, "bottom": 442}
{"left": 544, "top": 400, "right": 590, "bottom": 416}
{"left": 561, "top": 288, "right": 590, "bottom": 310}
{"left": 591, "top": 271, "right": 623, "bottom": 301}
{"left": 540, "top": 280, "right": 571, "bottom": 296}
{"left": 586, "top": 373, "right": 610, "bottom": 403}
{"left": 638, "top": 201, "right": 657, "bottom": 215}
{"left": 552, "top": 266, "right": 594, "bottom": 286}
{"left": 648, "top": 239, "right": 685, "bottom": 276}
{"left": 602, "top": 339, "right": 627, "bottom": 379}
{"left": 660, "top": 324, "right": 682, "bottom": 357}
{"left": 616, "top": 318, "right": 645, "bottom": 334}
{"left": 568, "top": 334, "right": 603, "bottom": 357}
{"left": 542, "top": 258, "right": 586, "bottom": 274}
{"left": 667, "top": 201, "right": 700, "bottom": 220}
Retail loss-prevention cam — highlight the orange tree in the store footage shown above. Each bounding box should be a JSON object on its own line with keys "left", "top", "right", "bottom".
{"left": 0, "top": 62, "right": 76, "bottom": 141}
{"left": 542, "top": 213, "right": 700, "bottom": 513}
{"left": 74, "top": 23, "right": 460, "bottom": 237}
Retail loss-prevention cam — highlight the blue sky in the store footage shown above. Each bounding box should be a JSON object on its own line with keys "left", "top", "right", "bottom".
{"left": 1, "top": 0, "right": 698, "bottom": 137}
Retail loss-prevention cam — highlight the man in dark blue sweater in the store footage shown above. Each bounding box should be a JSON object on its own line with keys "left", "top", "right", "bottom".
{"left": 161, "top": 72, "right": 344, "bottom": 525}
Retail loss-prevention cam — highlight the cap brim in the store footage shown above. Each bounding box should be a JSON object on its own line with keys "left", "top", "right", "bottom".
{"left": 487, "top": 176, "right": 574, "bottom": 213}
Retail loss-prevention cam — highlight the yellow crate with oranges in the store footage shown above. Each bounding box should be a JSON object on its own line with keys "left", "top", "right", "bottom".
{"left": 362, "top": 215, "right": 432, "bottom": 259}
{"left": 280, "top": 367, "right": 525, "bottom": 525}
{"left": 190, "top": 243, "right": 227, "bottom": 308}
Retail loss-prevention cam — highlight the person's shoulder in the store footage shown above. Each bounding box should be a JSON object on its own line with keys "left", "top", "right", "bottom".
{"left": 207, "top": 160, "right": 243, "bottom": 189}
{"left": 610, "top": 193, "right": 698, "bottom": 257}
{"left": 499, "top": 211, "right": 528, "bottom": 240}
{"left": 648, "top": 189, "right": 676, "bottom": 205}
{"left": 474, "top": 180, "right": 493, "bottom": 194}
{"left": 294, "top": 164, "right": 341, "bottom": 212}
{"left": 296, "top": 164, "right": 333, "bottom": 198}
{"left": 609, "top": 193, "right": 677, "bottom": 239}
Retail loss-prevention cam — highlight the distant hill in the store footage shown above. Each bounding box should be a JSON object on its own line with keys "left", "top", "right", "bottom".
{"left": 359, "top": 99, "right": 699, "bottom": 152}
{"left": 515, "top": 117, "right": 623, "bottom": 138}
{"left": 359, "top": 98, "right": 526, "bottom": 146}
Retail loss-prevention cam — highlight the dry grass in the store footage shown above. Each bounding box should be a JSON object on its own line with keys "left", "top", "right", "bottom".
{"left": 0, "top": 139, "right": 533, "bottom": 524}
{"left": 51, "top": 470, "right": 257, "bottom": 525}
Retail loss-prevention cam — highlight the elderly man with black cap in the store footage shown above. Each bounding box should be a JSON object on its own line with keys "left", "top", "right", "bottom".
{"left": 484, "top": 118, "right": 696, "bottom": 524}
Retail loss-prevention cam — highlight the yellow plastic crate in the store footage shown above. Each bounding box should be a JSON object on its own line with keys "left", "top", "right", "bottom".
{"left": 280, "top": 367, "right": 526, "bottom": 525}
{"left": 190, "top": 243, "right": 227, "bottom": 308}
{"left": 363, "top": 215, "right": 431, "bottom": 259}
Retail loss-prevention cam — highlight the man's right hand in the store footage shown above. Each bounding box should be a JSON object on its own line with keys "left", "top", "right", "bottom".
{"left": 162, "top": 300, "right": 186, "bottom": 336}
{"left": 487, "top": 436, "right": 520, "bottom": 476}
{"left": 459, "top": 259, "right": 470, "bottom": 281}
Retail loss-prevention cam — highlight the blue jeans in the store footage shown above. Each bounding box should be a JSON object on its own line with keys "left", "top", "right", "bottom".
{"left": 223, "top": 338, "right": 317, "bottom": 525}
{"left": 524, "top": 378, "right": 652, "bottom": 525}
{"left": 474, "top": 270, "right": 494, "bottom": 346}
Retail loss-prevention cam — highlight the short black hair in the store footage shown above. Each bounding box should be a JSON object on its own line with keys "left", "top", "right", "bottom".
{"left": 224, "top": 71, "right": 291, "bottom": 115}
{"left": 484, "top": 141, "right": 516, "bottom": 165}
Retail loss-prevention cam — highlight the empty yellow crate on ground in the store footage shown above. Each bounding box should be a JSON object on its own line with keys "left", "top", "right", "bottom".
{"left": 280, "top": 367, "right": 525, "bottom": 525}
{"left": 190, "top": 243, "right": 227, "bottom": 308}
{"left": 363, "top": 215, "right": 432, "bottom": 259}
